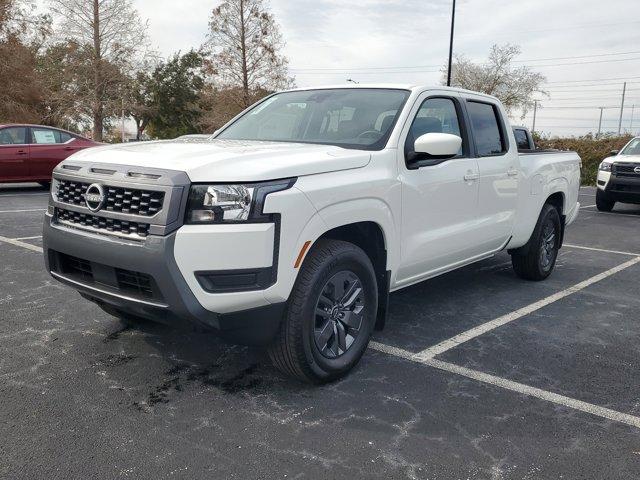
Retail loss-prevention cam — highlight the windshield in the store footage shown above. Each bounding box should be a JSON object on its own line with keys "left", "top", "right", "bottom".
{"left": 216, "top": 88, "right": 410, "bottom": 150}
{"left": 621, "top": 138, "right": 640, "bottom": 155}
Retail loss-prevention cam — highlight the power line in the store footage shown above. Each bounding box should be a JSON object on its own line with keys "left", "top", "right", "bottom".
{"left": 544, "top": 76, "right": 640, "bottom": 84}
{"left": 515, "top": 50, "right": 640, "bottom": 63}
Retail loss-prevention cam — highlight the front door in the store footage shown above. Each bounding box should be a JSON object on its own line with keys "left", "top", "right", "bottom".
{"left": 0, "top": 127, "right": 30, "bottom": 180}
{"left": 29, "top": 127, "right": 76, "bottom": 179}
{"left": 396, "top": 94, "right": 481, "bottom": 287}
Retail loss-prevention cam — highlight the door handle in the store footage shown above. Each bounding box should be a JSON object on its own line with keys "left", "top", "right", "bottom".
{"left": 507, "top": 168, "right": 518, "bottom": 177}
{"left": 463, "top": 173, "right": 479, "bottom": 182}
{"left": 16, "top": 150, "right": 28, "bottom": 155}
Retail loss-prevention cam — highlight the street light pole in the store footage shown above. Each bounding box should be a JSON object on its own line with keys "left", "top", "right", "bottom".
{"left": 446, "top": 0, "right": 456, "bottom": 87}
{"left": 532, "top": 100, "right": 538, "bottom": 134}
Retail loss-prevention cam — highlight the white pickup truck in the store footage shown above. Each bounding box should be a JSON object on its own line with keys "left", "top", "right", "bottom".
{"left": 43, "top": 85, "right": 581, "bottom": 383}
{"left": 596, "top": 136, "right": 640, "bottom": 211}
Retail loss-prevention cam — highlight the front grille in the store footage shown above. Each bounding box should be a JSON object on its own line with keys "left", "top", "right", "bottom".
{"left": 59, "top": 253, "right": 93, "bottom": 281}
{"left": 56, "top": 207, "right": 150, "bottom": 238}
{"left": 611, "top": 183, "right": 640, "bottom": 194}
{"left": 53, "top": 252, "right": 162, "bottom": 302}
{"left": 613, "top": 164, "right": 640, "bottom": 177}
{"left": 115, "top": 268, "right": 155, "bottom": 298}
{"left": 56, "top": 180, "right": 164, "bottom": 216}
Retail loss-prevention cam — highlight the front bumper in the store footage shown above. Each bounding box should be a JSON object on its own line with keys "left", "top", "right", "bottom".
{"left": 43, "top": 218, "right": 285, "bottom": 345}
{"left": 598, "top": 168, "right": 640, "bottom": 204}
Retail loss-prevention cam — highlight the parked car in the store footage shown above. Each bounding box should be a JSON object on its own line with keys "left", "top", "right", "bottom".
{"left": 0, "top": 124, "right": 100, "bottom": 187}
{"left": 42, "top": 85, "right": 581, "bottom": 383}
{"left": 596, "top": 136, "right": 640, "bottom": 211}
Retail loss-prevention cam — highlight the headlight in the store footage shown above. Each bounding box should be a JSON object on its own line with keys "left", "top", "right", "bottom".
{"left": 599, "top": 162, "right": 612, "bottom": 172}
{"left": 185, "top": 179, "right": 295, "bottom": 224}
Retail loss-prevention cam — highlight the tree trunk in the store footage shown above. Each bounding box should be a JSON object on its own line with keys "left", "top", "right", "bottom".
{"left": 91, "top": 0, "right": 103, "bottom": 141}
{"left": 239, "top": 0, "right": 249, "bottom": 108}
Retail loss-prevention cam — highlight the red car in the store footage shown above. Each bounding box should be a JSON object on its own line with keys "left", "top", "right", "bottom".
{"left": 0, "top": 124, "right": 101, "bottom": 187}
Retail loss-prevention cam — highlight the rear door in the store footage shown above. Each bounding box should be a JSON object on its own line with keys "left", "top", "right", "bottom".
{"left": 396, "top": 93, "right": 482, "bottom": 285}
{"left": 29, "top": 127, "right": 77, "bottom": 179}
{"left": 0, "top": 127, "right": 30, "bottom": 180}
{"left": 465, "top": 99, "right": 519, "bottom": 252}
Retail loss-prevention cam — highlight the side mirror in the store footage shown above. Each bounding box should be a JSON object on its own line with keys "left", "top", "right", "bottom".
{"left": 609, "top": 150, "right": 619, "bottom": 157}
{"left": 414, "top": 133, "right": 462, "bottom": 158}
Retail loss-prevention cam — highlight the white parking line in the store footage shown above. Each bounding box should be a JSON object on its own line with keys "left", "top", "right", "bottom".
{"left": 412, "top": 256, "right": 640, "bottom": 361}
{"left": 564, "top": 243, "right": 640, "bottom": 257}
{"left": 14, "top": 235, "right": 43, "bottom": 241}
{"left": 0, "top": 209, "right": 46, "bottom": 213}
{"left": 580, "top": 204, "right": 596, "bottom": 209}
{"left": 579, "top": 193, "right": 596, "bottom": 197}
{"left": 0, "top": 193, "right": 48, "bottom": 197}
{"left": 0, "top": 235, "right": 44, "bottom": 253}
{"left": 368, "top": 341, "right": 640, "bottom": 429}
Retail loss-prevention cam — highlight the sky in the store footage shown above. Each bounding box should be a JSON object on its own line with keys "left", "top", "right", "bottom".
{"left": 41, "top": 0, "right": 640, "bottom": 137}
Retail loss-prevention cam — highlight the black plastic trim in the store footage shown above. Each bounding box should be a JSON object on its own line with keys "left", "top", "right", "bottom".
{"left": 196, "top": 267, "right": 273, "bottom": 293}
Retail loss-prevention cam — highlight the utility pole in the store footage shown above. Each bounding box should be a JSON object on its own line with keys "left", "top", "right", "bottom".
{"left": 597, "top": 107, "right": 604, "bottom": 138}
{"left": 630, "top": 104, "right": 635, "bottom": 134}
{"left": 121, "top": 98, "right": 125, "bottom": 143}
{"left": 618, "top": 82, "right": 626, "bottom": 135}
{"left": 446, "top": 0, "right": 456, "bottom": 87}
{"left": 532, "top": 100, "right": 538, "bottom": 134}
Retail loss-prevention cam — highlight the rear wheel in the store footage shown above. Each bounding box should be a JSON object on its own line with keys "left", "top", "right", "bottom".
{"left": 511, "top": 204, "right": 561, "bottom": 281}
{"left": 596, "top": 189, "right": 615, "bottom": 212}
{"left": 268, "top": 239, "right": 378, "bottom": 383}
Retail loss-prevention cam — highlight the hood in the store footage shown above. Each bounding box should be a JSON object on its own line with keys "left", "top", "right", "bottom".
{"left": 63, "top": 139, "right": 371, "bottom": 182}
{"left": 613, "top": 154, "right": 640, "bottom": 164}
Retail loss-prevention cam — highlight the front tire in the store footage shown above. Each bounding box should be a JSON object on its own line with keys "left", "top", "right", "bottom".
{"left": 511, "top": 204, "right": 561, "bottom": 281}
{"left": 596, "top": 189, "right": 615, "bottom": 212}
{"left": 268, "top": 239, "right": 378, "bottom": 384}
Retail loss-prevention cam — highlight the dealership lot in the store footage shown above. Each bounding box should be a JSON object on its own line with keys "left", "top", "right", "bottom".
{"left": 1, "top": 184, "right": 640, "bottom": 479}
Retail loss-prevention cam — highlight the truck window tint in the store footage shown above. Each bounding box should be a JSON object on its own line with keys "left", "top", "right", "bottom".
{"left": 0, "top": 127, "right": 27, "bottom": 145}
{"left": 467, "top": 101, "right": 506, "bottom": 156}
{"left": 405, "top": 97, "right": 463, "bottom": 159}
{"left": 514, "top": 129, "right": 529, "bottom": 150}
{"left": 217, "top": 88, "right": 410, "bottom": 151}
{"left": 32, "top": 128, "right": 68, "bottom": 144}
{"left": 621, "top": 138, "right": 640, "bottom": 155}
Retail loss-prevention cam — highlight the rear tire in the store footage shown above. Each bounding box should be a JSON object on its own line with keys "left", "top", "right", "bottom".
{"left": 268, "top": 239, "right": 378, "bottom": 384}
{"left": 596, "top": 189, "right": 615, "bottom": 212}
{"left": 511, "top": 204, "right": 561, "bottom": 281}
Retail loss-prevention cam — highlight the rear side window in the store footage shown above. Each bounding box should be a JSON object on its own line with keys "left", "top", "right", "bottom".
{"left": 0, "top": 127, "right": 27, "bottom": 145}
{"left": 32, "top": 128, "right": 72, "bottom": 144}
{"left": 514, "top": 129, "right": 529, "bottom": 150}
{"left": 467, "top": 101, "right": 507, "bottom": 156}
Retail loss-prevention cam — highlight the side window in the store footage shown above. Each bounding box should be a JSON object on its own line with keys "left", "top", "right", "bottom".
{"left": 467, "top": 101, "right": 507, "bottom": 156}
{"left": 405, "top": 97, "right": 464, "bottom": 163}
{"left": 0, "top": 127, "right": 27, "bottom": 145}
{"left": 514, "top": 129, "right": 529, "bottom": 150}
{"left": 32, "top": 128, "right": 66, "bottom": 144}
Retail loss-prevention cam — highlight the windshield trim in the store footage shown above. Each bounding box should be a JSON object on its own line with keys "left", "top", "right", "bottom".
{"left": 213, "top": 88, "right": 412, "bottom": 151}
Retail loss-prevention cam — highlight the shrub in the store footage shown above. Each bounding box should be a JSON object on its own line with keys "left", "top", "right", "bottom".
{"left": 533, "top": 133, "right": 633, "bottom": 185}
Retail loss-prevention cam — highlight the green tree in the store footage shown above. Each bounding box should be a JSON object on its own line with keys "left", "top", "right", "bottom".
{"left": 145, "top": 50, "right": 206, "bottom": 139}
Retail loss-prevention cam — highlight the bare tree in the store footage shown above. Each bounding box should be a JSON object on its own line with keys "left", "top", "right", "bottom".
{"left": 445, "top": 44, "right": 547, "bottom": 117}
{"left": 48, "top": 0, "right": 149, "bottom": 140}
{"left": 205, "top": 0, "right": 293, "bottom": 108}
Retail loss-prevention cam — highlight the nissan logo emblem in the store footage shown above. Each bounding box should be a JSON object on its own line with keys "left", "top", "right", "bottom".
{"left": 634, "top": 166, "right": 640, "bottom": 174}
{"left": 84, "top": 183, "right": 106, "bottom": 212}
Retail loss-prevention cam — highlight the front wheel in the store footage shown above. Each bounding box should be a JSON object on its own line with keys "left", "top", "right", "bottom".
{"left": 511, "top": 204, "right": 561, "bottom": 281}
{"left": 268, "top": 239, "right": 378, "bottom": 383}
{"left": 596, "top": 189, "right": 615, "bottom": 212}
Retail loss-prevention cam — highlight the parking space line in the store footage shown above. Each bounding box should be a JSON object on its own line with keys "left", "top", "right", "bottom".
{"left": 14, "top": 235, "right": 43, "bottom": 241}
{"left": 564, "top": 243, "right": 640, "bottom": 257}
{"left": 0, "top": 209, "right": 46, "bottom": 213}
{"left": 584, "top": 210, "right": 640, "bottom": 218}
{"left": 0, "top": 235, "right": 44, "bottom": 253}
{"left": 0, "top": 193, "right": 48, "bottom": 197}
{"left": 369, "top": 341, "right": 640, "bottom": 430}
{"left": 580, "top": 204, "right": 596, "bottom": 209}
{"left": 412, "top": 256, "right": 640, "bottom": 361}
